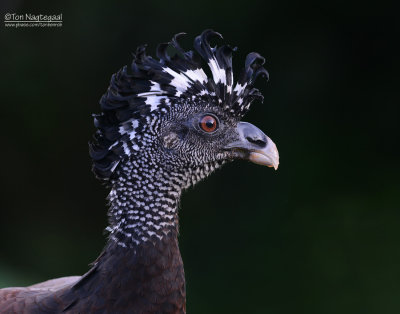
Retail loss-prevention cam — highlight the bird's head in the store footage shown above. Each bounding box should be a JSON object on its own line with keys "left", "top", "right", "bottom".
{"left": 90, "top": 30, "right": 279, "bottom": 187}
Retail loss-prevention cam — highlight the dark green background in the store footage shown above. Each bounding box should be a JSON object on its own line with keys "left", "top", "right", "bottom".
{"left": 1, "top": 1, "right": 399, "bottom": 313}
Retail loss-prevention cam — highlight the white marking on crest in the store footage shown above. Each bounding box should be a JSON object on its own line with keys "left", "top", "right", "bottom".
{"left": 128, "top": 131, "right": 136, "bottom": 140}
{"left": 122, "top": 142, "right": 130, "bottom": 155}
{"left": 137, "top": 82, "right": 164, "bottom": 98}
{"left": 131, "top": 120, "right": 139, "bottom": 128}
{"left": 234, "top": 82, "right": 247, "bottom": 95}
{"left": 163, "top": 67, "right": 191, "bottom": 92}
{"left": 118, "top": 119, "right": 140, "bottom": 140}
{"left": 208, "top": 58, "right": 226, "bottom": 84}
{"left": 144, "top": 96, "right": 167, "bottom": 111}
{"left": 182, "top": 68, "right": 208, "bottom": 84}
{"left": 138, "top": 91, "right": 163, "bottom": 97}
{"left": 150, "top": 81, "right": 161, "bottom": 92}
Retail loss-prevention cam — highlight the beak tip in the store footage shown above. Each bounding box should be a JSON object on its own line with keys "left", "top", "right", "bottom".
{"left": 248, "top": 137, "right": 279, "bottom": 170}
{"left": 249, "top": 152, "right": 279, "bottom": 170}
{"left": 268, "top": 161, "right": 279, "bottom": 170}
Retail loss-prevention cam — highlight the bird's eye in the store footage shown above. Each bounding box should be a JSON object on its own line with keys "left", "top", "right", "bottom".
{"left": 199, "top": 115, "right": 218, "bottom": 133}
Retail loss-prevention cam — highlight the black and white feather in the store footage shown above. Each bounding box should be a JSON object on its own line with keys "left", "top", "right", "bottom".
{"left": 90, "top": 29, "right": 269, "bottom": 181}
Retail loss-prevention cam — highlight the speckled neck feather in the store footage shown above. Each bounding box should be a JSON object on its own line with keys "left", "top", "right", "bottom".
{"left": 107, "top": 152, "right": 223, "bottom": 248}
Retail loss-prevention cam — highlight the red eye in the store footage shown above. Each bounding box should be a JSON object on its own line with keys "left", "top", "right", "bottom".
{"left": 199, "top": 115, "right": 218, "bottom": 133}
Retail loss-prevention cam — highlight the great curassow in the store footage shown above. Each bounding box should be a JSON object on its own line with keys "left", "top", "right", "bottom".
{"left": 0, "top": 30, "right": 279, "bottom": 313}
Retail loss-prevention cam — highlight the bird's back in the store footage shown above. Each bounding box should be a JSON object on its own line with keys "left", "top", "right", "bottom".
{"left": 0, "top": 277, "right": 79, "bottom": 313}
{"left": 0, "top": 237, "right": 186, "bottom": 314}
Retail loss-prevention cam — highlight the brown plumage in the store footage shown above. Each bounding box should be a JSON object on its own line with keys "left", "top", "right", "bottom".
{"left": 0, "top": 232, "right": 185, "bottom": 313}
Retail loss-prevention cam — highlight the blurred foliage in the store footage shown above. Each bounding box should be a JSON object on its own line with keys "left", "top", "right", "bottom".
{"left": 0, "top": 0, "right": 399, "bottom": 313}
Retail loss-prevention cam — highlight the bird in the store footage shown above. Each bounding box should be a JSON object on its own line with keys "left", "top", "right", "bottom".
{"left": 0, "top": 29, "right": 279, "bottom": 313}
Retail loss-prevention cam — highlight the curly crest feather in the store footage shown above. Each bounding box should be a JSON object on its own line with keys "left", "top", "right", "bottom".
{"left": 90, "top": 29, "right": 269, "bottom": 181}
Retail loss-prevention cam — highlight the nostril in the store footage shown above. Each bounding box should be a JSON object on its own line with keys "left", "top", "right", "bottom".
{"left": 246, "top": 136, "right": 267, "bottom": 148}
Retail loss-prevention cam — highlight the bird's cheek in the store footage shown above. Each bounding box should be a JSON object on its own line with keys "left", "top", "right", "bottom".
{"left": 162, "top": 132, "right": 179, "bottom": 149}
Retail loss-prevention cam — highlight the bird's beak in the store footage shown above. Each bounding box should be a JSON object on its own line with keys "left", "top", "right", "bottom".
{"left": 224, "top": 122, "right": 279, "bottom": 170}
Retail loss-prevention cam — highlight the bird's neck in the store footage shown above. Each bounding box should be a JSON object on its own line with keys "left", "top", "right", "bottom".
{"left": 106, "top": 158, "right": 186, "bottom": 248}
{"left": 106, "top": 155, "right": 223, "bottom": 248}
